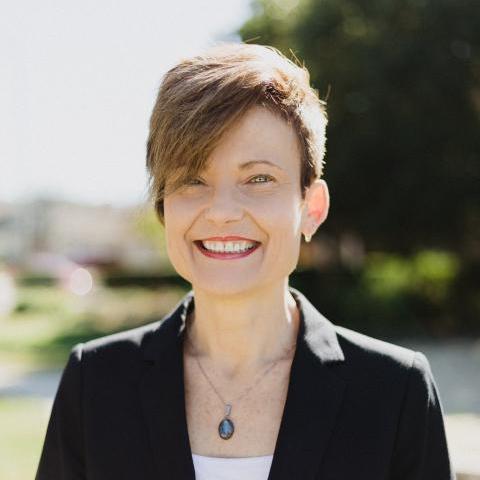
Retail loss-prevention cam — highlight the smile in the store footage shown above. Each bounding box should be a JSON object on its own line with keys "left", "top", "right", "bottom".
{"left": 193, "top": 240, "right": 261, "bottom": 260}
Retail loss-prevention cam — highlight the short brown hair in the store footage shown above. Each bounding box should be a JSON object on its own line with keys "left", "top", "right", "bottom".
{"left": 146, "top": 42, "right": 328, "bottom": 225}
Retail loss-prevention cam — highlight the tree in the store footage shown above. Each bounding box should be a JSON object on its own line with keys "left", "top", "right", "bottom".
{"left": 239, "top": 0, "right": 480, "bottom": 257}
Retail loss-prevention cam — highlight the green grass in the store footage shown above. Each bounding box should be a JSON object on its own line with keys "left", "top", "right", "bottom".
{"left": 0, "top": 397, "right": 51, "bottom": 480}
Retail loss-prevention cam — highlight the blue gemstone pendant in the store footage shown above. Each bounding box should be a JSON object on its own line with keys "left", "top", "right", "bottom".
{"left": 218, "top": 404, "right": 234, "bottom": 440}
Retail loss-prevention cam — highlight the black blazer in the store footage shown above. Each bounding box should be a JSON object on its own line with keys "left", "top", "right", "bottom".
{"left": 36, "top": 286, "right": 455, "bottom": 479}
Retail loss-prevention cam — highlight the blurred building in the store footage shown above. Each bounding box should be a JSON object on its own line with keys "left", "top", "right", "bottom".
{"left": 0, "top": 198, "right": 166, "bottom": 272}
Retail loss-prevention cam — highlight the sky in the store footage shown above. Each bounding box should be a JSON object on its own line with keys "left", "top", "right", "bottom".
{"left": 0, "top": 0, "right": 253, "bottom": 207}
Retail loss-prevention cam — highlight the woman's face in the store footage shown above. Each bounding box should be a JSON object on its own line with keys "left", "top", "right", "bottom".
{"left": 163, "top": 105, "right": 327, "bottom": 296}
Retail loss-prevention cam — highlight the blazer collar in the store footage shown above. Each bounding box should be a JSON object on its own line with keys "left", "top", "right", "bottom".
{"left": 140, "top": 286, "right": 346, "bottom": 480}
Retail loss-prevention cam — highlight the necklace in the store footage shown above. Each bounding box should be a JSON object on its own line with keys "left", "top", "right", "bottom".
{"left": 184, "top": 331, "right": 297, "bottom": 440}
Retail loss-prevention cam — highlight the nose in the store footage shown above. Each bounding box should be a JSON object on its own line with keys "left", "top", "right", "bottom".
{"left": 203, "top": 187, "right": 244, "bottom": 224}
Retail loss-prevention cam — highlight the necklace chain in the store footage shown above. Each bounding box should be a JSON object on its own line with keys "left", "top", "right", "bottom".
{"left": 184, "top": 330, "right": 297, "bottom": 412}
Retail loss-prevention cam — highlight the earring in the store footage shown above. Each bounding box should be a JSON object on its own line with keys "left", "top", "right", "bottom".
{"left": 304, "top": 233, "right": 312, "bottom": 243}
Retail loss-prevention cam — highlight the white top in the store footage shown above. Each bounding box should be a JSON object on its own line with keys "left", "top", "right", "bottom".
{"left": 192, "top": 453, "right": 274, "bottom": 480}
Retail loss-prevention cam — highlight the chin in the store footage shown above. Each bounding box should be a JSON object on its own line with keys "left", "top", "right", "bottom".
{"left": 192, "top": 279, "right": 263, "bottom": 298}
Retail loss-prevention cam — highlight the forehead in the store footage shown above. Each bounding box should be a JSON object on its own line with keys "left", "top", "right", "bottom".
{"left": 205, "top": 105, "right": 301, "bottom": 172}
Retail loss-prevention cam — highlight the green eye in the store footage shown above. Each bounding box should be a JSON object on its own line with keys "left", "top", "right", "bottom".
{"left": 185, "top": 175, "right": 274, "bottom": 186}
{"left": 250, "top": 174, "right": 274, "bottom": 183}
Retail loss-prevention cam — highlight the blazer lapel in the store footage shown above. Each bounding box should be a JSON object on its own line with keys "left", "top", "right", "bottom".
{"left": 267, "top": 287, "right": 346, "bottom": 480}
{"left": 140, "top": 292, "right": 196, "bottom": 479}
{"left": 139, "top": 287, "right": 346, "bottom": 480}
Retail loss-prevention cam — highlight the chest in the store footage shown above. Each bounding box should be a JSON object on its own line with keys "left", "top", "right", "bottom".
{"left": 183, "top": 353, "right": 293, "bottom": 458}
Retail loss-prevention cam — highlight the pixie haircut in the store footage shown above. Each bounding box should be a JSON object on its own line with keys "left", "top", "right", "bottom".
{"left": 146, "top": 42, "right": 328, "bottom": 225}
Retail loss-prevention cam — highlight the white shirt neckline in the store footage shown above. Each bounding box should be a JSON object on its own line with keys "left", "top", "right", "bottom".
{"left": 192, "top": 453, "right": 274, "bottom": 480}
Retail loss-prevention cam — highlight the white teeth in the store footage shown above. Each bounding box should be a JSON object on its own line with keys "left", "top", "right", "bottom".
{"left": 201, "top": 240, "right": 257, "bottom": 253}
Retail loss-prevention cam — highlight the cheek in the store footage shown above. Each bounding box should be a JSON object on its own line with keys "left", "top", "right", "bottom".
{"left": 164, "top": 195, "right": 196, "bottom": 230}
{"left": 163, "top": 199, "right": 193, "bottom": 260}
{"left": 274, "top": 208, "right": 303, "bottom": 265}
{"left": 163, "top": 221, "right": 196, "bottom": 282}
{"left": 261, "top": 200, "right": 303, "bottom": 237}
{"left": 262, "top": 208, "right": 302, "bottom": 275}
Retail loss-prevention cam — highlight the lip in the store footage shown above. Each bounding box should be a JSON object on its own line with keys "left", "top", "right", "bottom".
{"left": 198, "top": 236, "right": 260, "bottom": 243}
{"left": 194, "top": 240, "right": 261, "bottom": 260}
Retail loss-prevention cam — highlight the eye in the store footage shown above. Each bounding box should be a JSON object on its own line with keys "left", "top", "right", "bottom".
{"left": 186, "top": 178, "right": 203, "bottom": 186}
{"left": 249, "top": 174, "right": 275, "bottom": 184}
{"left": 186, "top": 175, "right": 275, "bottom": 186}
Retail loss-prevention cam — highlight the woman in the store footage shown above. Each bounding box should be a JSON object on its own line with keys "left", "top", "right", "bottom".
{"left": 36, "top": 43, "right": 454, "bottom": 479}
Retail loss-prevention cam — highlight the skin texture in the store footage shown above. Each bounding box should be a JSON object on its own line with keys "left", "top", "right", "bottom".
{"left": 163, "top": 105, "right": 329, "bottom": 379}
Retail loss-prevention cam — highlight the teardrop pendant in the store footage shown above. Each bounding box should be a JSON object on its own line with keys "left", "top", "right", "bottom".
{"left": 218, "top": 404, "right": 234, "bottom": 440}
{"left": 218, "top": 417, "right": 234, "bottom": 439}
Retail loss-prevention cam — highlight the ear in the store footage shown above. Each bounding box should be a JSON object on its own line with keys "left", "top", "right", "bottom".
{"left": 301, "top": 179, "right": 330, "bottom": 239}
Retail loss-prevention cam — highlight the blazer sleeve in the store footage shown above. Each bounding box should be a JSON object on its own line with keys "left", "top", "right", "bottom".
{"left": 389, "top": 350, "right": 456, "bottom": 480}
{"left": 36, "top": 343, "right": 86, "bottom": 480}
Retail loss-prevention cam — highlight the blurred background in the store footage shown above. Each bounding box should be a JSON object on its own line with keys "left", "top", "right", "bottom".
{"left": 1, "top": 0, "right": 479, "bottom": 478}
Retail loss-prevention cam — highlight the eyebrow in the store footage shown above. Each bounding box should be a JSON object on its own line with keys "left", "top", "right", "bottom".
{"left": 238, "top": 160, "right": 285, "bottom": 172}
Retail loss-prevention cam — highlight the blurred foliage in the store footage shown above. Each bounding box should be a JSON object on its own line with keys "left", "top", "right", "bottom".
{"left": 292, "top": 249, "right": 479, "bottom": 338}
{"left": 240, "top": 0, "right": 480, "bottom": 255}
{"left": 363, "top": 249, "right": 460, "bottom": 302}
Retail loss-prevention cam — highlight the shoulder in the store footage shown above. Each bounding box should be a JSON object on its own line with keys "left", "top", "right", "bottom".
{"left": 331, "top": 326, "right": 453, "bottom": 477}
{"left": 59, "top": 318, "right": 174, "bottom": 394}
{"left": 76, "top": 320, "right": 162, "bottom": 358}
{"left": 65, "top": 316, "right": 173, "bottom": 381}
{"left": 335, "top": 324, "right": 415, "bottom": 366}
{"left": 67, "top": 290, "right": 194, "bottom": 370}
{"left": 332, "top": 324, "right": 433, "bottom": 389}
{"left": 330, "top": 324, "right": 446, "bottom": 433}
{"left": 89, "top": 320, "right": 163, "bottom": 352}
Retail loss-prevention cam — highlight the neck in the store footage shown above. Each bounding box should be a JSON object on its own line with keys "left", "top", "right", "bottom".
{"left": 183, "top": 283, "right": 300, "bottom": 380}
